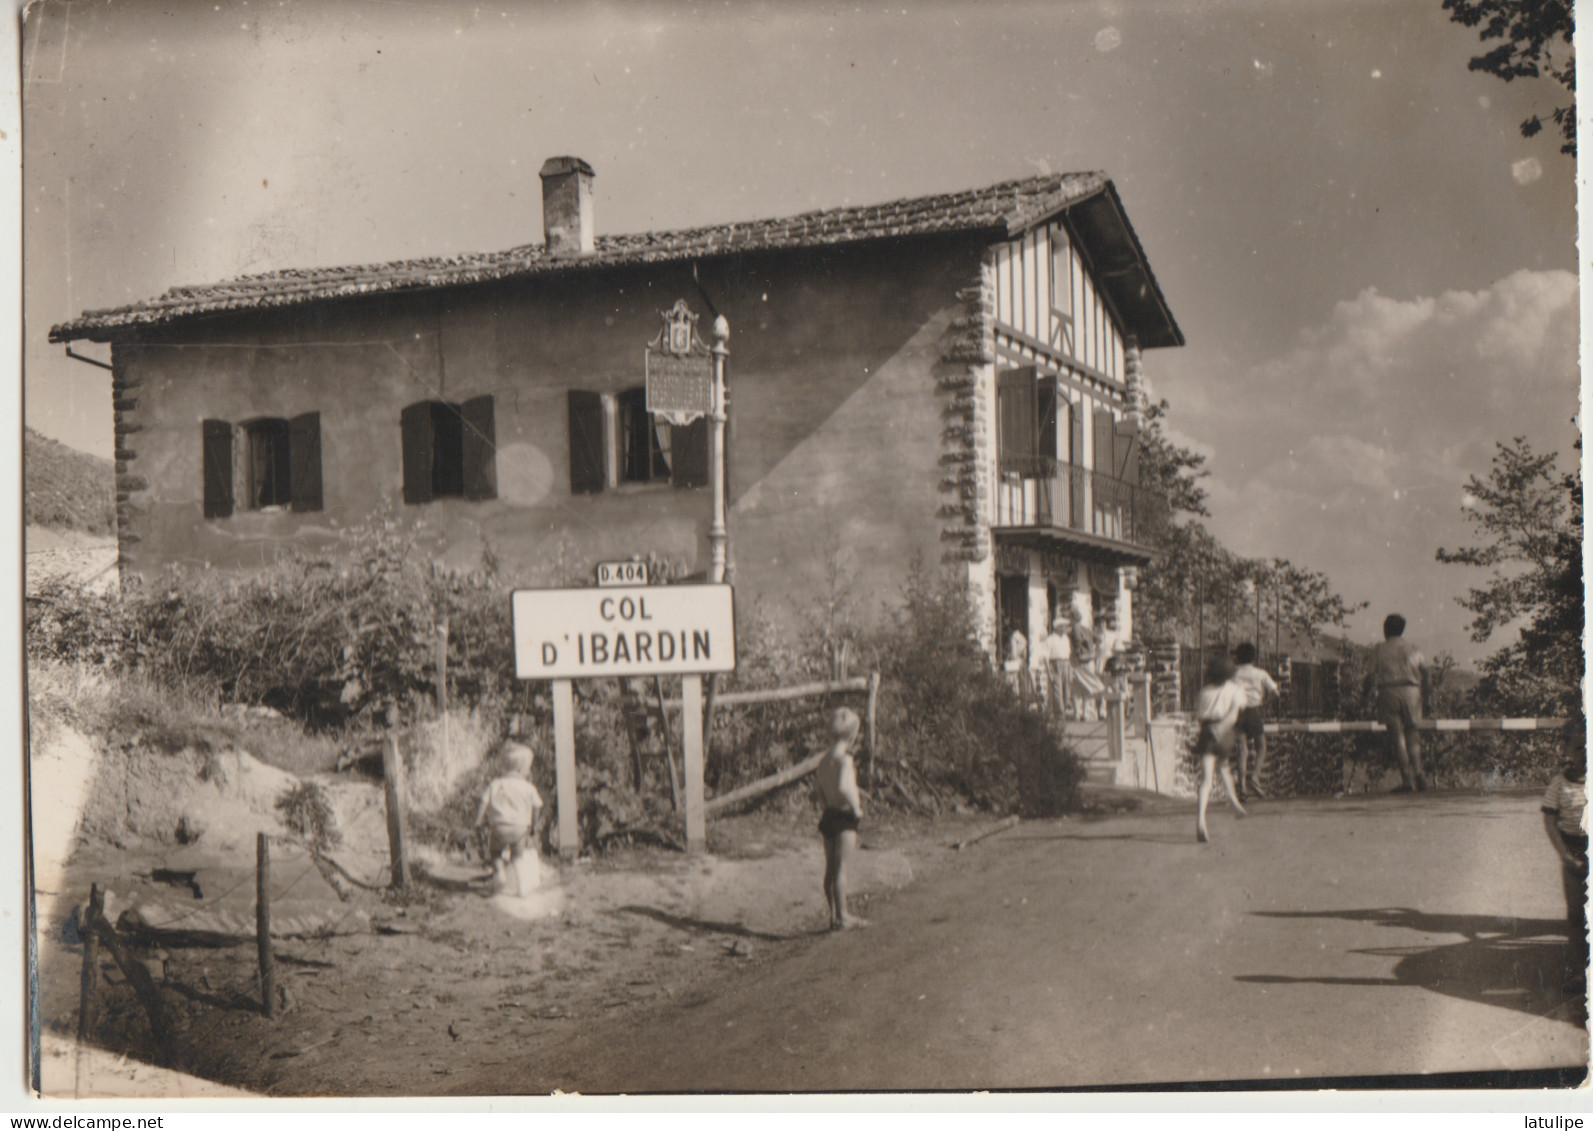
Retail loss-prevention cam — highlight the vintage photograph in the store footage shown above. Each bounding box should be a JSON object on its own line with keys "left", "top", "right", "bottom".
{"left": 19, "top": 0, "right": 1584, "bottom": 1102}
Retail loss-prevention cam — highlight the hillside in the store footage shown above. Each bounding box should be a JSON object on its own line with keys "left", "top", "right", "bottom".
{"left": 25, "top": 427, "right": 115, "bottom": 535}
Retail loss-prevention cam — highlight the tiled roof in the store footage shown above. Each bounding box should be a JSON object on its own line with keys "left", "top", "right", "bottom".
{"left": 50, "top": 171, "right": 1157, "bottom": 342}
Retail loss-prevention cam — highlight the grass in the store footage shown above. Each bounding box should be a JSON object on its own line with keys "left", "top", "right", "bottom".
{"left": 27, "top": 659, "right": 344, "bottom": 776}
{"left": 25, "top": 427, "right": 116, "bottom": 535}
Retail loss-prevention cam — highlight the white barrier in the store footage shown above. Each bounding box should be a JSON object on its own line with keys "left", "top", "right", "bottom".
{"left": 1262, "top": 717, "right": 1569, "bottom": 734}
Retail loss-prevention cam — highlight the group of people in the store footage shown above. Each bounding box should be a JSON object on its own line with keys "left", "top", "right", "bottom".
{"left": 1190, "top": 613, "right": 1440, "bottom": 842}
{"left": 1007, "top": 605, "right": 1126, "bottom": 722}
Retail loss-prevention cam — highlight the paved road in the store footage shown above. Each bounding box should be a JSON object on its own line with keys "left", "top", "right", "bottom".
{"left": 462, "top": 789, "right": 1588, "bottom": 1093}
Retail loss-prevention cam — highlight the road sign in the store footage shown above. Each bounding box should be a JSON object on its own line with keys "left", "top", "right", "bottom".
{"left": 512, "top": 584, "right": 736, "bottom": 679}
{"left": 645, "top": 352, "right": 712, "bottom": 421}
{"left": 595, "top": 560, "right": 650, "bottom": 587}
{"left": 645, "top": 299, "right": 712, "bottom": 424}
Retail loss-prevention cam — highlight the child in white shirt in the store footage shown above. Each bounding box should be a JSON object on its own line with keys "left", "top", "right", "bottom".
{"left": 475, "top": 742, "right": 543, "bottom": 896}
{"left": 1232, "top": 642, "right": 1281, "bottom": 800}
{"left": 1193, "top": 657, "right": 1248, "bottom": 843}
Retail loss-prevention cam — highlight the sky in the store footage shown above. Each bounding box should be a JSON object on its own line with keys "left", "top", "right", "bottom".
{"left": 18, "top": 0, "right": 1582, "bottom": 667}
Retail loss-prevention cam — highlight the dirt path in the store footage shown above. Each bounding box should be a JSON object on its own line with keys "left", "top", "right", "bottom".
{"left": 47, "top": 784, "right": 1579, "bottom": 1097}
{"left": 452, "top": 789, "right": 1588, "bottom": 1094}
{"left": 36, "top": 806, "right": 968, "bottom": 1098}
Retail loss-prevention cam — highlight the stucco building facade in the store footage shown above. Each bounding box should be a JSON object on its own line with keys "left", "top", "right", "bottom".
{"left": 50, "top": 158, "right": 1182, "bottom": 657}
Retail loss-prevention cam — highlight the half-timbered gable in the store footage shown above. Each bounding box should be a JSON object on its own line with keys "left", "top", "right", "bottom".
{"left": 981, "top": 188, "right": 1181, "bottom": 659}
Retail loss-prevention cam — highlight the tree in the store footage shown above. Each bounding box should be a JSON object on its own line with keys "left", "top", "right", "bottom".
{"left": 1442, "top": 0, "right": 1576, "bottom": 155}
{"left": 1133, "top": 400, "right": 1365, "bottom": 647}
{"left": 1138, "top": 398, "right": 1210, "bottom": 519}
{"left": 1436, "top": 436, "right": 1583, "bottom": 715}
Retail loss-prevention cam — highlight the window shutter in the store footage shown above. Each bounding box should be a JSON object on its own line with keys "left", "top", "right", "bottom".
{"left": 567, "top": 390, "right": 606, "bottom": 494}
{"left": 1092, "top": 407, "right": 1115, "bottom": 474}
{"left": 1093, "top": 406, "right": 1117, "bottom": 511}
{"left": 288, "top": 412, "right": 323, "bottom": 513}
{"left": 202, "top": 419, "right": 234, "bottom": 518}
{"left": 400, "top": 401, "right": 434, "bottom": 505}
{"left": 1113, "top": 418, "right": 1141, "bottom": 486}
{"left": 1037, "top": 376, "right": 1058, "bottom": 463}
{"left": 672, "top": 417, "right": 710, "bottom": 489}
{"left": 460, "top": 395, "right": 498, "bottom": 500}
{"left": 1067, "top": 400, "right": 1085, "bottom": 526}
{"left": 997, "top": 368, "right": 1038, "bottom": 466}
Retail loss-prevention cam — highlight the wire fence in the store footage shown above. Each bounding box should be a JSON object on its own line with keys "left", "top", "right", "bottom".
{"left": 1169, "top": 644, "right": 1343, "bottom": 718}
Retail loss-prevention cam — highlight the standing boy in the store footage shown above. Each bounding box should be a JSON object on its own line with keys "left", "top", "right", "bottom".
{"left": 1369, "top": 613, "right": 1430, "bottom": 792}
{"left": 1542, "top": 717, "right": 1588, "bottom": 990}
{"left": 1232, "top": 643, "right": 1281, "bottom": 800}
{"left": 1193, "top": 657, "right": 1248, "bottom": 843}
{"left": 815, "top": 707, "right": 868, "bottom": 930}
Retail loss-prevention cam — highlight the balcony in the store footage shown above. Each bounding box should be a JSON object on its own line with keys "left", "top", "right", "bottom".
{"left": 993, "top": 456, "right": 1167, "bottom": 561}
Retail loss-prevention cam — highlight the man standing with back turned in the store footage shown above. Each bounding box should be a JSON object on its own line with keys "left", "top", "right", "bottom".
{"left": 1370, "top": 613, "right": 1431, "bottom": 792}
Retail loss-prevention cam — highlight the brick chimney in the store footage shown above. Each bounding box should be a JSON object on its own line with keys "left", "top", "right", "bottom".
{"left": 539, "top": 157, "right": 595, "bottom": 256}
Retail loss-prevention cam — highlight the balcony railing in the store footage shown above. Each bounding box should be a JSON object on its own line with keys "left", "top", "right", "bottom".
{"left": 994, "top": 456, "right": 1168, "bottom": 551}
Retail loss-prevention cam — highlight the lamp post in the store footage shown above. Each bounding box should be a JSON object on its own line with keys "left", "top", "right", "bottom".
{"left": 709, "top": 314, "right": 729, "bottom": 584}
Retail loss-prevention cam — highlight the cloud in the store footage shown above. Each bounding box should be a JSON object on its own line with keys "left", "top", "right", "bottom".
{"left": 1238, "top": 269, "right": 1578, "bottom": 472}
{"left": 1178, "top": 270, "right": 1579, "bottom": 663}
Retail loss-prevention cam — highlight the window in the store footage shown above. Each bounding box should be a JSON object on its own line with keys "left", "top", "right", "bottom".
{"left": 202, "top": 414, "right": 322, "bottom": 517}
{"left": 400, "top": 396, "right": 497, "bottom": 505}
{"left": 567, "top": 387, "right": 709, "bottom": 494}
{"left": 1049, "top": 227, "right": 1073, "bottom": 319}
{"left": 246, "top": 418, "right": 291, "bottom": 509}
{"left": 1049, "top": 226, "right": 1074, "bottom": 352}
{"left": 619, "top": 387, "right": 673, "bottom": 484}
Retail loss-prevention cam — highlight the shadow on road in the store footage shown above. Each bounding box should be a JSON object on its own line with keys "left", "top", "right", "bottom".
{"left": 619, "top": 905, "right": 794, "bottom": 941}
{"left": 1237, "top": 907, "right": 1584, "bottom": 1018}
{"left": 1020, "top": 832, "right": 1201, "bottom": 846}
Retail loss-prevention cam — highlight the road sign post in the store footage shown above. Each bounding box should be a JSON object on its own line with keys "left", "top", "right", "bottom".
{"left": 552, "top": 677, "right": 577, "bottom": 860}
{"left": 513, "top": 582, "right": 735, "bottom": 857}
{"left": 709, "top": 314, "right": 729, "bottom": 585}
{"left": 682, "top": 675, "right": 706, "bottom": 852}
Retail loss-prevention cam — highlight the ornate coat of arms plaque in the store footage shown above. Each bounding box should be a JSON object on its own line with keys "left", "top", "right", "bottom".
{"left": 645, "top": 299, "right": 713, "bottom": 426}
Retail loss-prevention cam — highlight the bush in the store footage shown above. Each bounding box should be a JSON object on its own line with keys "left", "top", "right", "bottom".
{"left": 1263, "top": 728, "right": 1569, "bottom": 797}
{"left": 868, "top": 560, "right": 1084, "bottom": 816}
{"left": 276, "top": 781, "right": 341, "bottom": 851}
{"left": 28, "top": 526, "right": 1087, "bottom": 845}
{"left": 26, "top": 512, "right": 517, "bottom": 730}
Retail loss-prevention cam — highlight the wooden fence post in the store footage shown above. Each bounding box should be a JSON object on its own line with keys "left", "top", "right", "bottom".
{"left": 653, "top": 675, "right": 683, "bottom": 813}
{"left": 865, "top": 671, "right": 880, "bottom": 787}
{"left": 682, "top": 675, "right": 706, "bottom": 854}
{"left": 553, "top": 678, "right": 579, "bottom": 859}
{"left": 435, "top": 620, "right": 449, "bottom": 714}
{"left": 703, "top": 673, "right": 720, "bottom": 756}
{"left": 74, "top": 883, "right": 104, "bottom": 1096}
{"left": 256, "top": 833, "right": 276, "bottom": 1018}
{"left": 84, "top": 906, "right": 171, "bottom": 1066}
{"left": 383, "top": 734, "right": 411, "bottom": 888}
